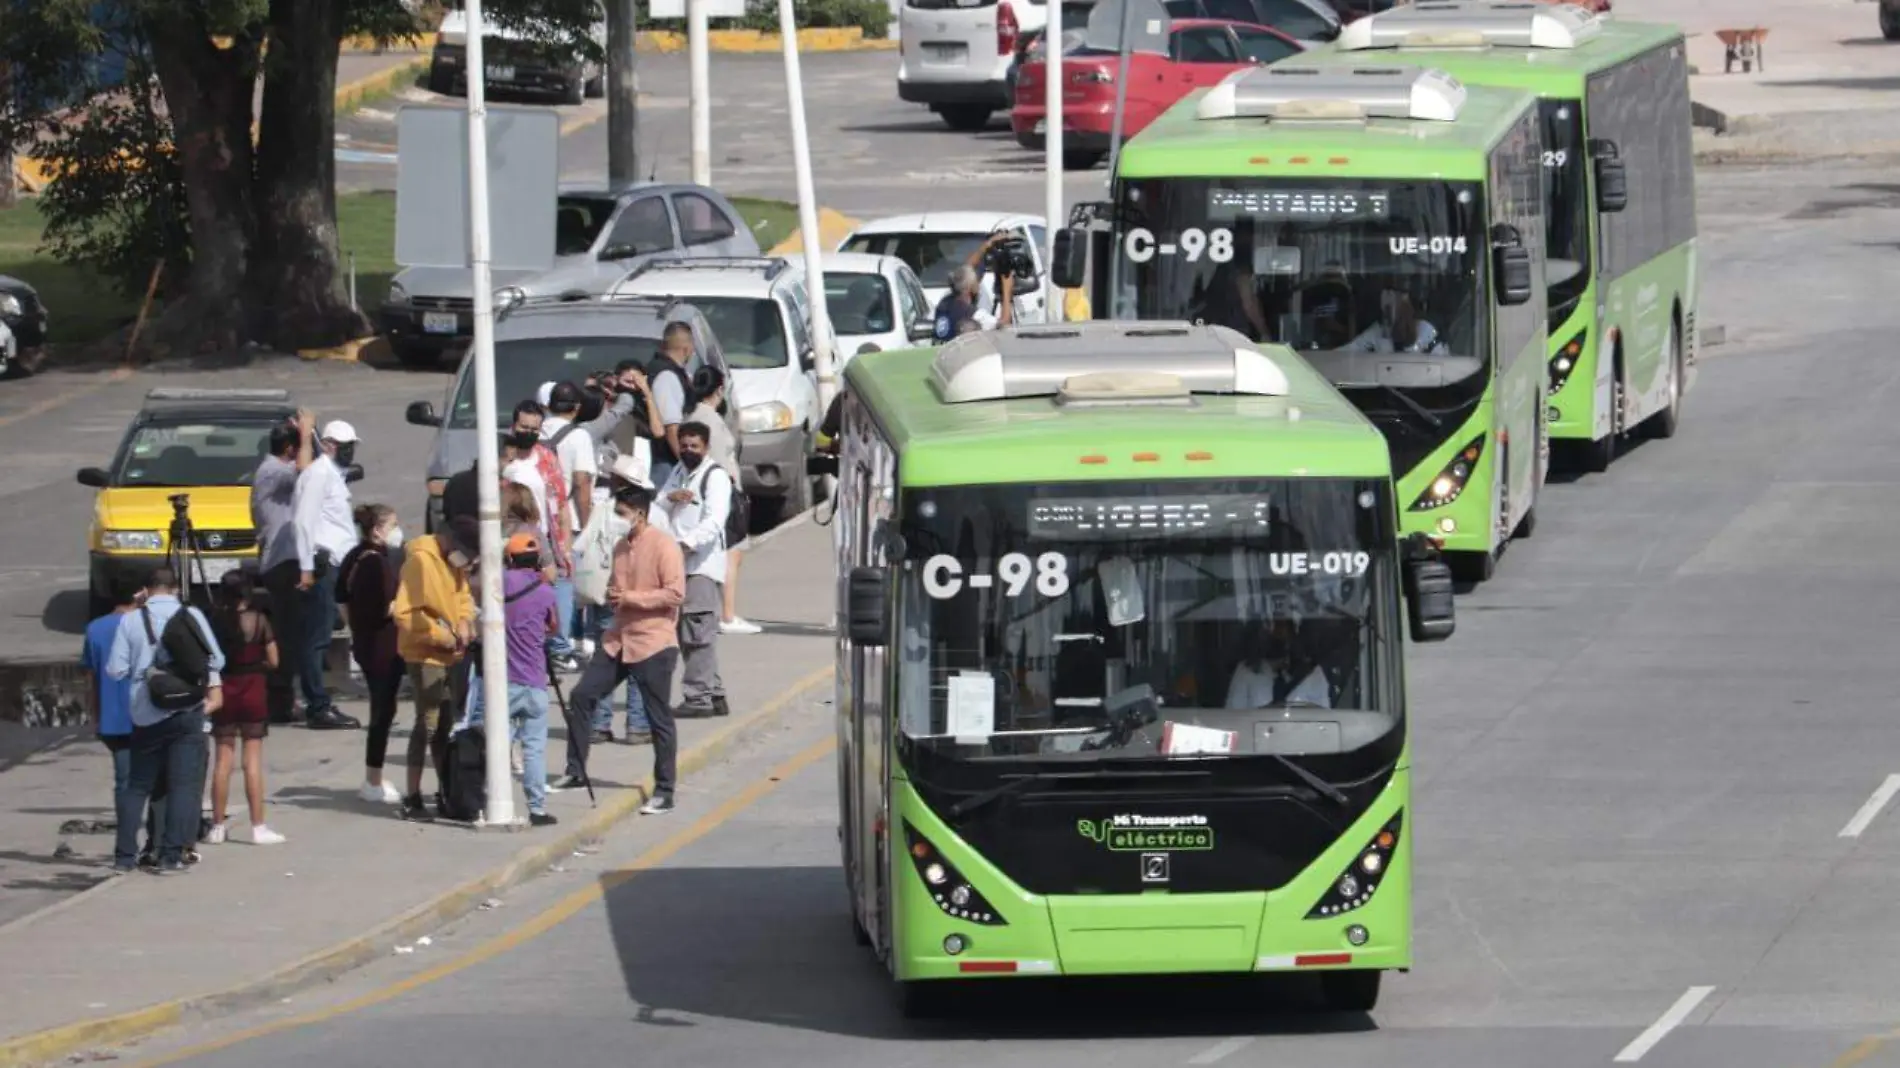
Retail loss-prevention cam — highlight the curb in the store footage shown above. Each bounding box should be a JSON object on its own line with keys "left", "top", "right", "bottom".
{"left": 769, "top": 207, "right": 861, "bottom": 257}
{"left": 297, "top": 335, "right": 383, "bottom": 364}
{"left": 638, "top": 28, "right": 898, "bottom": 53}
{"left": 342, "top": 32, "right": 439, "bottom": 54}
{"left": 0, "top": 666, "right": 832, "bottom": 1068}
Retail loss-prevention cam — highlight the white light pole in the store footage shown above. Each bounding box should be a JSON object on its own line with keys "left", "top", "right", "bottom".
{"left": 463, "top": 0, "right": 517, "bottom": 827}
{"left": 1043, "top": 7, "right": 1064, "bottom": 322}
{"left": 777, "top": 0, "right": 839, "bottom": 412}
{"left": 688, "top": 0, "right": 712, "bottom": 185}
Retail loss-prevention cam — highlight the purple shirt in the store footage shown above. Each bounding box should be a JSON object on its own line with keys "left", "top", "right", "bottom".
{"left": 503, "top": 570, "right": 557, "bottom": 688}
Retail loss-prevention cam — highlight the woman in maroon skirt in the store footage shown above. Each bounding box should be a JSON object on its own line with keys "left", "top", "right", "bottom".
{"left": 206, "top": 570, "right": 284, "bottom": 845}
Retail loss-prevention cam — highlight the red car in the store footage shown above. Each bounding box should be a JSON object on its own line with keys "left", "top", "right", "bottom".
{"left": 1012, "top": 18, "right": 1303, "bottom": 170}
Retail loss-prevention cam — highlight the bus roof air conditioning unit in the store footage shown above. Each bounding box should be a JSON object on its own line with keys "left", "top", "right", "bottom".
{"left": 1196, "top": 65, "right": 1468, "bottom": 123}
{"left": 929, "top": 321, "right": 1290, "bottom": 404}
{"left": 1335, "top": 1, "right": 1603, "bottom": 52}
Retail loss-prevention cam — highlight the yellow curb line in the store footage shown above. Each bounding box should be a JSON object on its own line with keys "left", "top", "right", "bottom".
{"left": 769, "top": 207, "right": 862, "bottom": 257}
{"left": 0, "top": 666, "right": 833, "bottom": 1068}
{"left": 638, "top": 27, "right": 899, "bottom": 53}
{"left": 342, "top": 32, "right": 440, "bottom": 54}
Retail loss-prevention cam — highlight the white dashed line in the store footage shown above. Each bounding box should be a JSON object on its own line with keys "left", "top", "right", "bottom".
{"left": 1838, "top": 774, "right": 1900, "bottom": 838}
{"left": 1613, "top": 986, "right": 1714, "bottom": 1062}
{"left": 1187, "top": 1036, "right": 1255, "bottom": 1064}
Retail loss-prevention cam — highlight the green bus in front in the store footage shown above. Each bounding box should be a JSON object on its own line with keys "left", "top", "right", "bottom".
{"left": 1063, "top": 65, "right": 1551, "bottom": 582}
{"left": 1309, "top": 2, "right": 1701, "bottom": 471}
{"left": 826, "top": 321, "right": 1456, "bottom": 1016}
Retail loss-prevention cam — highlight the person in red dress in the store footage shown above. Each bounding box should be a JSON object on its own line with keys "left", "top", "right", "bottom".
{"left": 205, "top": 570, "right": 284, "bottom": 845}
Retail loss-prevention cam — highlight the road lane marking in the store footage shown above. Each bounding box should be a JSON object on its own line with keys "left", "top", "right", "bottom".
{"left": 1187, "top": 1036, "right": 1254, "bottom": 1064}
{"left": 1838, "top": 774, "right": 1900, "bottom": 838}
{"left": 130, "top": 734, "right": 837, "bottom": 1066}
{"left": 0, "top": 366, "right": 132, "bottom": 429}
{"left": 1612, "top": 986, "right": 1714, "bottom": 1063}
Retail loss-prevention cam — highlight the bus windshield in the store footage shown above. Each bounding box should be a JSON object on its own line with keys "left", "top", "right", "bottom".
{"left": 895, "top": 479, "right": 1400, "bottom": 764}
{"left": 1540, "top": 99, "right": 1591, "bottom": 322}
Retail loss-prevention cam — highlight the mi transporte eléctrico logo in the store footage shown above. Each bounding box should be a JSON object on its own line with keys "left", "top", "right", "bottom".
{"left": 1077, "top": 813, "right": 1215, "bottom": 851}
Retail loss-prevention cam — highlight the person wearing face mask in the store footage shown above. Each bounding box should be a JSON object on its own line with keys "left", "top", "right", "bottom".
{"left": 339, "top": 504, "right": 408, "bottom": 805}
{"left": 289, "top": 415, "right": 363, "bottom": 731}
{"left": 391, "top": 516, "right": 480, "bottom": 821}
{"left": 1224, "top": 619, "right": 1332, "bottom": 710}
{"left": 656, "top": 421, "right": 732, "bottom": 720}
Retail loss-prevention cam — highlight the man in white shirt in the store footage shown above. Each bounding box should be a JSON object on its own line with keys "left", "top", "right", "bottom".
{"left": 1224, "top": 621, "right": 1332, "bottom": 711}
{"left": 657, "top": 420, "right": 731, "bottom": 719}
{"left": 540, "top": 381, "right": 598, "bottom": 671}
{"left": 290, "top": 417, "right": 362, "bottom": 730}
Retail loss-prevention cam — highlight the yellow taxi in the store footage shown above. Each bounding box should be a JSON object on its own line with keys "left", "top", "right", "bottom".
{"left": 76, "top": 389, "right": 301, "bottom": 615}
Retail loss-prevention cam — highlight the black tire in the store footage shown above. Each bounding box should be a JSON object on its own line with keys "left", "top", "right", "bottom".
{"left": 1319, "top": 969, "right": 1382, "bottom": 1013}
{"left": 427, "top": 63, "right": 455, "bottom": 96}
{"left": 1514, "top": 504, "right": 1536, "bottom": 540}
{"left": 939, "top": 104, "right": 993, "bottom": 132}
{"left": 1447, "top": 549, "right": 1496, "bottom": 584}
{"left": 584, "top": 71, "right": 606, "bottom": 98}
{"left": 851, "top": 909, "right": 872, "bottom": 947}
{"left": 1883, "top": 6, "right": 1900, "bottom": 39}
{"left": 391, "top": 342, "right": 440, "bottom": 369}
{"left": 1645, "top": 319, "right": 1685, "bottom": 440}
{"left": 1580, "top": 367, "right": 1623, "bottom": 472}
{"left": 562, "top": 76, "right": 585, "bottom": 107}
{"left": 1063, "top": 150, "right": 1107, "bottom": 170}
{"left": 898, "top": 980, "right": 952, "bottom": 1019}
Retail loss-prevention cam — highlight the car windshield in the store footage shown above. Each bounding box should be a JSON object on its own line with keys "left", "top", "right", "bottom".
{"left": 114, "top": 421, "right": 277, "bottom": 487}
{"left": 450, "top": 335, "right": 658, "bottom": 428}
{"left": 840, "top": 231, "right": 989, "bottom": 288}
{"left": 690, "top": 296, "right": 789, "bottom": 369}
{"left": 824, "top": 272, "right": 897, "bottom": 337}
{"left": 555, "top": 195, "right": 617, "bottom": 257}
{"left": 1540, "top": 98, "right": 1591, "bottom": 320}
{"left": 895, "top": 478, "right": 1400, "bottom": 764}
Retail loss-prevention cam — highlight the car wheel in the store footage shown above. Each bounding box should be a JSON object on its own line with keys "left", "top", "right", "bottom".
{"left": 939, "top": 104, "right": 993, "bottom": 132}
{"left": 563, "top": 76, "right": 585, "bottom": 106}
{"left": 427, "top": 62, "right": 455, "bottom": 96}
{"left": 1063, "top": 150, "right": 1107, "bottom": 170}
{"left": 1883, "top": 4, "right": 1900, "bottom": 39}
{"left": 584, "top": 70, "right": 606, "bottom": 98}
{"left": 391, "top": 341, "right": 440, "bottom": 369}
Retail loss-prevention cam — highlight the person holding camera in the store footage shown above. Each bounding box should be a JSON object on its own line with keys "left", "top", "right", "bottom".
{"left": 932, "top": 231, "right": 1030, "bottom": 342}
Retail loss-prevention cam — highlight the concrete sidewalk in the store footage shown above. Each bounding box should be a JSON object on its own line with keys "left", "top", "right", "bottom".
{"left": 0, "top": 514, "right": 836, "bottom": 1067}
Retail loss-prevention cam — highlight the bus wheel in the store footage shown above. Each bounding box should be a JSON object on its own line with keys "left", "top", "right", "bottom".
{"left": 1514, "top": 504, "right": 1537, "bottom": 540}
{"left": 1581, "top": 373, "right": 1623, "bottom": 473}
{"left": 1446, "top": 550, "right": 1496, "bottom": 584}
{"left": 1645, "top": 320, "right": 1685, "bottom": 440}
{"left": 1319, "top": 969, "right": 1382, "bottom": 1013}
{"left": 898, "top": 980, "right": 952, "bottom": 1019}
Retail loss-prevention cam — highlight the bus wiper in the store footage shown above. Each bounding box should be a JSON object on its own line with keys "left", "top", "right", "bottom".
{"left": 1374, "top": 384, "right": 1442, "bottom": 429}
{"left": 1263, "top": 752, "right": 1350, "bottom": 808}
{"left": 947, "top": 768, "right": 1210, "bottom": 820}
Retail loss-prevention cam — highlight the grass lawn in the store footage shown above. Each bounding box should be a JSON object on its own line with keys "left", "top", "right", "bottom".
{"left": 0, "top": 191, "right": 803, "bottom": 347}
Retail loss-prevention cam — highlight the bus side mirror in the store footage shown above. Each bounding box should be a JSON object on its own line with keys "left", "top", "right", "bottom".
{"left": 1490, "top": 224, "right": 1533, "bottom": 306}
{"left": 1591, "top": 138, "right": 1627, "bottom": 213}
{"left": 1050, "top": 227, "right": 1088, "bottom": 290}
{"left": 846, "top": 566, "right": 891, "bottom": 646}
{"left": 1404, "top": 555, "right": 1455, "bottom": 642}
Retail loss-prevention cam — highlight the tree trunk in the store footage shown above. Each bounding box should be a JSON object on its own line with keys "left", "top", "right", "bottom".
{"left": 139, "top": 12, "right": 263, "bottom": 357}
{"left": 0, "top": 59, "right": 16, "bottom": 210}
{"left": 251, "top": 0, "right": 367, "bottom": 351}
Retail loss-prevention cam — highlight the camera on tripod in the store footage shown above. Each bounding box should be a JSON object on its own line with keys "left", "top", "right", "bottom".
{"left": 983, "top": 232, "right": 1037, "bottom": 282}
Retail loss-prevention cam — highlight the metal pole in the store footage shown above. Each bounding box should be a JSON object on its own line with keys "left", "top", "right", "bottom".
{"left": 464, "top": 0, "right": 516, "bottom": 827}
{"left": 348, "top": 252, "right": 358, "bottom": 312}
{"left": 607, "top": 0, "right": 640, "bottom": 184}
{"left": 1043, "top": 8, "right": 1064, "bottom": 322}
{"left": 778, "top": 0, "right": 839, "bottom": 413}
{"left": 1103, "top": 0, "right": 1136, "bottom": 319}
{"left": 688, "top": 0, "right": 711, "bottom": 186}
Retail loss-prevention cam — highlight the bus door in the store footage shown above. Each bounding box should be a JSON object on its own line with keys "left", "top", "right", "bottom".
{"left": 845, "top": 437, "right": 896, "bottom": 954}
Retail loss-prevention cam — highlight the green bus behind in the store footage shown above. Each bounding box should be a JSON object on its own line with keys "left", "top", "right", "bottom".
{"left": 827, "top": 320, "right": 1456, "bottom": 1017}
{"left": 1057, "top": 65, "right": 1551, "bottom": 582}
{"left": 1314, "top": 1, "right": 1700, "bottom": 471}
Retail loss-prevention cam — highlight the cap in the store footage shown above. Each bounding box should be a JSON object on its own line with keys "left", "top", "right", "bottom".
{"left": 504, "top": 531, "right": 542, "bottom": 562}
{"left": 320, "top": 420, "right": 359, "bottom": 444}
{"left": 440, "top": 516, "right": 481, "bottom": 559}
{"left": 609, "top": 452, "right": 653, "bottom": 491}
{"left": 535, "top": 381, "right": 556, "bottom": 408}
{"left": 548, "top": 381, "right": 584, "bottom": 411}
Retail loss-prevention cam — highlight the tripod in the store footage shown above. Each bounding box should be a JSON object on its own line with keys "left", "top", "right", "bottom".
{"left": 546, "top": 651, "right": 597, "bottom": 806}
{"left": 166, "top": 493, "right": 217, "bottom": 609}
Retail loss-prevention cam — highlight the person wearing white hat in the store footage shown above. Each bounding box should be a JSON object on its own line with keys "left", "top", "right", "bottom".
{"left": 289, "top": 413, "right": 363, "bottom": 730}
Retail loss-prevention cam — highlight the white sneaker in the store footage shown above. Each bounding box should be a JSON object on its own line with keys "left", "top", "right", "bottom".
{"left": 578, "top": 637, "right": 597, "bottom": 660}
{"left": 250, "top": 825, "right": 286, "bottom": 845}
{"left": 720, "top": 617, "right": 763, "bottom": 635}
{"left": 359, "top": 780, "right": 401, "bottom": 804}
{"left": 202, "top": 822, "right": 228, "bottom": 845}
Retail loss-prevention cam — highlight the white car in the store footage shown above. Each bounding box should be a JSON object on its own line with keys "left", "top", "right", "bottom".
{"left": 430, "top": 5, "right": 606, "bottom": 104}
{"left": 609, "top": 257, "right": 823, "bottom": 523}
{"left": 837, "top": 211, "right": 1052, "bottom": 327}
{"left": 820, "top": 252, "right": 937, "bottom": 359}
{"left": 898, "top": 0, "right": 1050, "bottom": 131}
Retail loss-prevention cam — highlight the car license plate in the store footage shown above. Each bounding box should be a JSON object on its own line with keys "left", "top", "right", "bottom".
{"left": 423, "top": 312, "right": 458, "bottom": 334}
{"left": 486, "top": 65, "right": 514, "bottom": 82}
{"left": 1033, "top": 119, "right": 1047, "bottom": 134}
{"left": 200, "top": 558, "right": 241, "bottom": 584}
{"left": 924, "top": 42, "right": 966, "bottom": 61}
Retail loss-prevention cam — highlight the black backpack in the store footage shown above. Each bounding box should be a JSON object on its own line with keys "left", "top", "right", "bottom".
{"left": 438, "top": 724, "right": 487, "bottom": 822}
{"left": 141, "top": 605, "right": 214, "bottom": 712}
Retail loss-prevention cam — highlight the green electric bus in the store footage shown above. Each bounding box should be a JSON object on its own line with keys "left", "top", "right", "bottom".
{"left": 1312, "top": 1, "right": 1700, "bottom": 471}
{"left": 822, "top": 320, "right": 1456, "bottom": 1016}
{"left": 1053, "top": 64, "right": 1550, "bottom": 582}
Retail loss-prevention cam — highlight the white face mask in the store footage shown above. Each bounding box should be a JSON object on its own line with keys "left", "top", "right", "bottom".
{"left": 382, "top": 523, "right": 405, "bottom": 549}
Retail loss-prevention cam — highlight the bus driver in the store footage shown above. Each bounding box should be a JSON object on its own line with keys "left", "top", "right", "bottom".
{"left": 1225, "top": 620, "right": 1332, "bottom": 710}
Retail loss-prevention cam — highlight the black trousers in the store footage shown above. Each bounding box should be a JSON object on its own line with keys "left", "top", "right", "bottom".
{"left": 117, "top": 708, "right": 207, "bottom": 866}
{"left": 565, "top": 647, "right": 679, "bottom": 795}
{"left": 261, "top": 559, "right": 302, "bottom": 721}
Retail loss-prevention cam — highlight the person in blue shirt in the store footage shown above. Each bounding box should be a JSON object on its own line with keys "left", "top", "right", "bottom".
{"left": 81, "top": 577, "right": 160, "bottom": 867}
{"left": 106, "top": 567, "right": 226, "bottom": 874}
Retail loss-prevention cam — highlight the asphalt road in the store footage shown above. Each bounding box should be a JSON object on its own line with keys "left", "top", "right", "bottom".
{"left": 69, "top": 156, "right": 1900, "bottom": 1068}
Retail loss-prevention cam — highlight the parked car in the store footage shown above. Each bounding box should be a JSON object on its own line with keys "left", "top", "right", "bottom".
{"left": 820, "top": 252, "right": 937, "bottom": 358}
{"left": 1005, "top": 0, "right": 1098, "bottom": 94}
{"left": 1161, "top": 0, "right": 1339, "bottom": 47}
{"left": 429, "top": 4, "right": 606, "bottom": 104}
{"left": 836, "top": 212, "right": 1052, "bottom": 323}
{"left": 897, "top": 0, "right": 1051, "bottom": 131}
{"left": 380, "top": 180, "right": 759, "bottom": 368}
{"left": 1012, "top": 18, "right": 1302, "bottom": 168}
{"left": 609, "top": 258, "right": 827, "bottom": 522}
{"left": 0, "top": 275, "right": 45, "bottom": 376}
{"left": 1317, "top": 0, "right": 1403, "bottom": 21}
{"left": 1885, "top": 0, "right": 1900, "bottom": 39}
{"left": 403, "top": 294, "right": 735, "bottom": 532}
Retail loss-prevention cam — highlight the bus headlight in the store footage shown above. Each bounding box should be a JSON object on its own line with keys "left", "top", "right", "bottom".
{"left": 1408, "top": 436, "right": 1484, "bottom": 512}
{"left": 1548, "top": 327, "right": 1587, "bottom": 395}
{"left": 1305, "top": 812, "right": 1403, "bottom": 919}
{"left": 903, "top": 821, "right": 1008, "bottom": 927}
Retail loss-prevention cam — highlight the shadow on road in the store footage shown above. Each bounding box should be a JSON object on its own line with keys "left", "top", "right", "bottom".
{"left": 602, "top": 865, "right": 1380, "bottom": 1041}
{"left": 40, "top": 589, "right": 88, "bottom": 638}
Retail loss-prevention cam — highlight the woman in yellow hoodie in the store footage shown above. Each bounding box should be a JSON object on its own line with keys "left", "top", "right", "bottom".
{"left": 391, "top": 515, "right": 478, "bottom": 820}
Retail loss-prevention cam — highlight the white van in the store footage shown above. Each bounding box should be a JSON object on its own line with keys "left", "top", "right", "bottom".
{"left": 897, "top": 0, "right": 1050, "bottom": 131}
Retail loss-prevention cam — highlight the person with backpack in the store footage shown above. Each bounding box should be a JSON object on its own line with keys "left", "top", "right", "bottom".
{"left": 391, "top": 517, "right": 480, "bottom": 822}
{"left": 105, "top": 567, "right": 225, "bottom": 874}
{"left": 656, "top": 421, "right": 733, "bottom": 720}
{"left": 82, "top": 578, "right": 162, "bottom": 868}
{"left": 540, "top": 381, "right": 598, "bottom": 673}
{"left": 499, "top": 533, "right": 560, "bottom": 825}
{"left": 646, "top": 322, "right": 698, "bottom": 489}
{"left": 204, "top": 571, "right": 285, "bottom": 846}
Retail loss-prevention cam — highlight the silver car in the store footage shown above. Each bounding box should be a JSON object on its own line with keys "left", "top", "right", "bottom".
{"left": 380, "top": 180, "right": 760, "bottom": 368}
{"left": 403, "top": 294, "right": 739, "bottom": 532}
